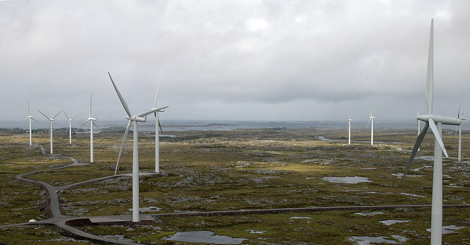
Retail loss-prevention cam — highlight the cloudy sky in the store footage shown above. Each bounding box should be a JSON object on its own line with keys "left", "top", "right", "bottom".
{"left": 1, "top": 0, "right": 470, "bottom": 125}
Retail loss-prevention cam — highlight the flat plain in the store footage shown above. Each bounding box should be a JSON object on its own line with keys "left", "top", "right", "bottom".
{"left": 0, "top": 126, "right": 470, "bottom": 244}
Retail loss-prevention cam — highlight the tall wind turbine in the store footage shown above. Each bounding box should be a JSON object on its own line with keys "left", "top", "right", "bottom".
{"left": 367, "top": 110, "right": 376, "bottom": 145}
{"left": 20, "top": 101, "right": 38, "bottom": 145}
{"left": 151, "top": 84, "right": 168, "bottom": 173}
{"left": 76, "top": 94, "right": 99, "bottom": 163}
{"left": 38, "top": 110, "right": 63, "bottom": 154}
{"left": 347, "top": 115, "right": 352, "bottom": 144}
{"left": 457, "top": 107, "right": 465, "bottom": 161}
{"left": 63, "top": 112, "right": 77, "bottom": 144}
{"left": 402, "top": 19, "right": 462, "bottom": 245}
{"left": 108, "top": 72, "right": 164, "bottom": 222}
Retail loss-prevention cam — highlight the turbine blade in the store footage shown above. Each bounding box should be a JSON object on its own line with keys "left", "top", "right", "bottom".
{"left": 63, "top": 111, "right": 70, "bottom": 120}
{"left": 425, "top": 19, "right": 434, "bottom": 115}
{"left": 32, "top": 118, "right": 39, "bottom": 122}
{"left": 367, "top": 118, "right": 371, "bottom": 128}
{"left": 428, "top": 117, "right": 448, "bottom": 157}
{"left": 403, "top": 122, "right": 430, "bottom": 181}
{"left": 108, "top": 72, "right": 132, "bottom": 117}
{"left": 52, "top": 110, "right": 63, "bottom": 119}
{"left": 153, "top": 84, "right": 159, "bottom": 108}
{"left": 76, "top": 120, "right": 89, "bottom": 133}
{"left": 27, "top": 101, "right": 31, "bottom": 116}
{"left": 93, "top": 121, "right": 101, "bottom": 131}
{"left": 38, "top": 110, "right": 50, "bottom": 120}
{"left": 89, "top": 94, "right": 92, "bottom": 118}
{"left": 458, "top": 104, "right": 461, "bottom": 118}
{"left": 20, "top": 118, "right": 29, "bottom": 128}
{"left": 158, "top": 119, "right": 163, "bottom": 133}
{"left": 135, "top": 108, "right": 160, "bottom": 118}
{"left": 115, "top": 120, "right": 132, "bottom": 175}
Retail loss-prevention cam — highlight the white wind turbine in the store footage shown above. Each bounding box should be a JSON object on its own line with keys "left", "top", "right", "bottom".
{"left": 76, "top": 94, "right": 100, "bottom": 163}
{"left": 417, "top": 109, "right": 421, "bottom": 151}
{"left": 367, "top": 110, "right": 376, "bottom": 145}
{"left": 150, "top": 84, "right": 168, "bottom": 173}
{"left": 38, "top": 110, "right": 63, "bottom": 154}
{"left": 347, "top": 115, "right": 352, "bottom": 144}
{"left": 108, "top": 72, "right": 164, "bottom": 222}
{"left": 63, "top": 112, "right": 77, "bottom": 144}
{"left": 20, "top": 101, "right": 39, "bottom": 146}
{"left": 402, "top": 19, "right": 462, "bottom": 245}
{"left": 457, "top": 107, "right": 465, "bottom": 161}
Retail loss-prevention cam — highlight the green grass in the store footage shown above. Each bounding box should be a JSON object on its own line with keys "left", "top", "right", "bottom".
{"left": 1, "top": 128, "right": 470, "bottom": 243}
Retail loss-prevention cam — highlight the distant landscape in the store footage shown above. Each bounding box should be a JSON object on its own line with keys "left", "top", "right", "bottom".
{"left": 0, "top": 126, "right": 469, "bottom": 244}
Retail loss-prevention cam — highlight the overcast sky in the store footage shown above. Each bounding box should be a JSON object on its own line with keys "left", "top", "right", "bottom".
{"left": 1, "top": 0, "right": 470, "bottom": 125}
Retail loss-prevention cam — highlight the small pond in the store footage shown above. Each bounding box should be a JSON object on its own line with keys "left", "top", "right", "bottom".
{"left": 348, "top": 235, "right": 407, "bottom": 244}
{"left": 165, "top": 231, "right": 247, "bottom": 244}
{"left": 322, "top": 176, "right": 371, "bottom": 184}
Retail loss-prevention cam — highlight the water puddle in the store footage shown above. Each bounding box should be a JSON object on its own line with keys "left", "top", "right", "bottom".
{"left": 102, "top": 235, "right": 134, "bottom": 242}
{"left": 391, "top": 173, "right": 424, "bottom": 178}
{"left": 379, "top": 220, "right": 409, "bottom": 226}
{"left": 290, "top": 216, "right": 314, "bottom": 220}
{"left": 322, "top": 176, "right": 371, "bottom": 184}
{"left": 129, "top": 206, "right": 162, "bottom": 212}
{"left": 348, "top": 235, "right": 407, "bottom": 244}
{"left": 426, "top": 225, "right": 465, "bottom": 234}
{"left": 400, "top": 193, "right": 425, "bottom": 198}
{"left": 164, "top": 231, "right": 247, "bottom": 244}
{"left": 246, "top": 229, "right": 267, "bottom": 234}
{"left": 354, "top": 211, "right": 384, "bottom": 216}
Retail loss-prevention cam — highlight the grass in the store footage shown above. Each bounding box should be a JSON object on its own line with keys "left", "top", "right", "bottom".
{"left": 1, "top": 127, "right": 470, "bottom": 244}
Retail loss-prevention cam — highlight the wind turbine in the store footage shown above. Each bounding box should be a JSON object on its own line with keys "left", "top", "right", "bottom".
{"left": 108, "top": 72, "right": 164, "bottom": 222}
{"left": 417, "top": 109, "right": 421, "bottom": 151}
{"left": 457, "top": 107, "right": 465, "bottom": 161}
{"left": 20, "top": 101, "right": 38, "bottom": 145}
{"left": 367, "top": 110, "right": 376, "bottom": 145}
{"left": 150, "top": 84, "right": 168, "bottom": 173}
{"left": 402, "top": 19, "right": 462, "bottom": 245}
{"left": 76, "top": 94, "right": 100, "bottom": 163}
{"left": 37, "top": 110, "right": 63, "bottom": 154}
{"left": 63, "top": 112, "right": 77, "bottom": 144}
{"left": 347, "top": 115, "right": 352, "bottom": 144}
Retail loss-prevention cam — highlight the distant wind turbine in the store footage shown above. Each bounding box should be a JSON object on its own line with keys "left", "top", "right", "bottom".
{"left": 457, "top": 107, "right": 465, "bottom": 161}
{"left": 150, "top": 84, "right": 168, "bottom": 173}
{"left": 108, "top": 72, "right": 164, "bottom": 222}
{"left": 76, "top": 94, "right": 100, "bottom": 163}
{"left": 347, "top": 115, "right": 352, "bottom": 144}
{"left": 20, "top": 101, "right": 39, "bottom": 145}
{"left": 367, "top": 110, "right": 376, "bottom": 145}
{"left": 38, "top": 110, "right": 63, "bottom": 154}
{"left": 417, "top": 109, "right": 421, "bottom": 151}
{"left": 402, "top": 19, "right": 462, "bottom": 245}
{"left": 63, "top": 112, "right": 77, "bottom": 144}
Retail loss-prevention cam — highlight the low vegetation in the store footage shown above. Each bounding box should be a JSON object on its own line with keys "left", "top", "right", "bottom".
{"left": 0, "top": 127, "right": 469, "bottom": 244}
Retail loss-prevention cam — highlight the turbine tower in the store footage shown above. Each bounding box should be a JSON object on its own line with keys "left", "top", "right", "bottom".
{"left": 402, "top": 19, "right": 462, "bottom": 245}
{"left": 457, "top": 108, "right": 465, "bottom": 161}
{"left": 367, "top": 110, "right": 376, "bottom": 145}
{"left": 77, "top": 94, "right": 99, "bottom": 163}
{"left": 151, "top": 84, "right": 168, "bottom": 173}
{"left": 20, "top": 101, "right": 38, "bottom": 145}
{"left": 63, "top": 112, "right": 77, "bottom": 144}
{"left": 108, "top": 72, "right": 164, "bottom": 222}
{"left": 38, "top": 110, "right": 63, "bottom": 154}
{"left": 347, "top": 115, "right": 352, "bottom": 144}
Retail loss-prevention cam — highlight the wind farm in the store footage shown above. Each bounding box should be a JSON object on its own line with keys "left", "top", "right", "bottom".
{"left": 1, "top": 2, "right": 470, "bottom": 243}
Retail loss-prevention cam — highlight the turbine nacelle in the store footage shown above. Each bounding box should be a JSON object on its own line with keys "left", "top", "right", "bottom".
{"left": 417, "top": 114, "right": 462, "bottom": 126}
{"left": 127, "top": 116, "right": 147, "bottom": 122}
